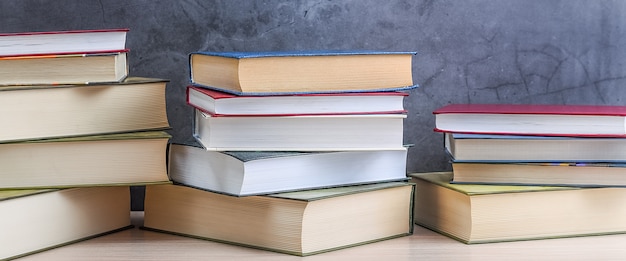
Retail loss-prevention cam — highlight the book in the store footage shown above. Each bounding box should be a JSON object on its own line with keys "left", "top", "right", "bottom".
{"left": 187, "top": 85, "right": 408, "bottom": 116}
{"left": 143, "top": 182, "right": 414, "bottom": 256}
{"left": 189, "top": 50, "right": 418, "bottom": 95}
{"left": 0, "top": 131, "right": 171, "bottom": 189}
{"left": 451, "top": 162, "right": 626, "bottom": 187}
{"left": 433, "top": 103, "right": 626, "bottom": 137}
{"left": 0, "top": 28, "right": 128, "bottom": 57}
{"left": 0, "top": 77, "right": 169, "bottom": 142}
{"left": 0, "top": 186, "right": 132, "bottom": 260}
{"left": 168, "top": 143, "right": 409, "bottom": 196}
{"left": 444, "top": 133, "right": 626, "bottom": 162}
{"left": 0, "top": 51, "right": 128, "bottom": 85}
{"left": 409, "top": 171, "right": 626, "bottom": 244}
{"left": 193, "top": 109, "right": 406, "bottom": 151}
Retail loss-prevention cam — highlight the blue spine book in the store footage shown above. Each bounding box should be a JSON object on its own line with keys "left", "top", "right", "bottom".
{"left": 188, "top": 50, "right": 419, "bottom": 95}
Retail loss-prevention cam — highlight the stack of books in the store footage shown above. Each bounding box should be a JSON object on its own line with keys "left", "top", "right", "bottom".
{"left": 408, "top": 103, "right": 626, "bottom": 244}
{"left": 0, "top": 29, "right": 171, "bottom": 260}
{"left": 143, "top": 50, "right": 419, "bottom": 256}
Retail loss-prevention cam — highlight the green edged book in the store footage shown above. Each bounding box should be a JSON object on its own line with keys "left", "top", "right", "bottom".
{"left": 0, "top": 186, "right": 132, "bottom": 260}
{"left": 0, "top": 131, "right": 171, "bottom": 189}
{"left": 409, "top": 172, "right": 626, "bottom": 244}
{"left": 143, "top": 182, "right": 414, "bottom": 256}
{"left": 0, "top": 77, "right": 169, "bottom": 143}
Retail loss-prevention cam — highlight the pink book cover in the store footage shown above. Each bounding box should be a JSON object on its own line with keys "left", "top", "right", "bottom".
{"left": 433, "top": 104, "right": 626, "bottom": 137}
{"left": 433, "top": 104, "right": 626, "bottom": 116}
{"left": 0, "top": 28, "right": 129, "bottom": 37}
{"left": 187, "top": 85, "right": 408, "bottom": 117}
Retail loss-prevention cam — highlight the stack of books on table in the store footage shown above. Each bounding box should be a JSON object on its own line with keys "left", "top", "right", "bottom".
{"left": 143, "top": 50, "right": 419, "bottom": 256}
{"left": 408, "top": 103, "right": 626, "bottom": 244}
{"left": 0, "top": 29, "right": 171, "bottom": 260}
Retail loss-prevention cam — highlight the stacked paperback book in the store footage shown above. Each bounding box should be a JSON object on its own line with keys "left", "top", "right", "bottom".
{"left": 409, "top": 103, "right": 626, "bottom": 244}
{"left": 0, "top": 29, "right": 171, "bottom": 260}
{"left": 143, "top": 50, "right": 419, "bottom": 256}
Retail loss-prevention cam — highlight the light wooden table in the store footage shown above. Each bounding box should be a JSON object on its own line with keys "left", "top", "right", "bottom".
{"left": 16, "top": 211, "right": 626, "bottom": 260}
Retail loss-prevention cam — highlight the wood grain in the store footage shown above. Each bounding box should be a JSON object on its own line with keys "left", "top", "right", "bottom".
{"left": 17, "top": 212, "right": 626, "bottom": 261}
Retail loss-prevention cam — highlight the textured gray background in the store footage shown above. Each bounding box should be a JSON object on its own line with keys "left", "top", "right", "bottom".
{"left": 3, "top": 0, "right": 626, "bottom": 209}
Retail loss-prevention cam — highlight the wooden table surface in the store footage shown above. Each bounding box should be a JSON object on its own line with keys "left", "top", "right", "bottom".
{"left": 16, "top": 211, "right": 626, "bottom": 261}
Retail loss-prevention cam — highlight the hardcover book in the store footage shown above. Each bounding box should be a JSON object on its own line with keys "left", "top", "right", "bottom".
{"left": 189, "top": 50, "right": 418, "bottom": 95}
{"left": 433, "top": 104, "right": 626, "bottom": 136}
{"left": 444, "top": 133, "right": 626, "bottom": 162}
{"left": 0, "top": 77, "right": 169, "bottom": 142}
{"left": 187, "top": 85, "right": 408, "bottom": 116}
{"left": 410, "top": 172, "right": 626, "bottom": 244}
{"left": 451, "top": 162, "right": 626, "bottom": 187}
{"left": 0, "top": 51, "right": 128, "bottom": 85}
{"left": 0, "top": 28, "right": 128, "bottom": 57}
{"left": 0, "top": 131, "right": 171, "bottom": 189}
{"left": 143, "top": 182, "right": 414, "bottom": 256}
{"left": 193, "top": 109, "right": 406, "bottom": 151}
{"left": 168, "top": 143, "right": 408, "bottom": 196}
{"left": 0, "top": 186, "right": 132, "bottom": 260}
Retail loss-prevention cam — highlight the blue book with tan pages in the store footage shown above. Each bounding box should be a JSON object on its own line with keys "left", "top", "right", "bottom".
{"left": 189, "top": 50, "right": 418, "bottom": 95}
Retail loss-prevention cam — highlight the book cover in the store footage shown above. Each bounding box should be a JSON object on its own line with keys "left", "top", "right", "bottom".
{"left": 192, "top": 50, "right": 418, "bottom": 58}
{"left": 0, "top": 189, "right": 56, "bottom": 202}
{"left": 433, "top": 103, "right": 626, "bottom": 116}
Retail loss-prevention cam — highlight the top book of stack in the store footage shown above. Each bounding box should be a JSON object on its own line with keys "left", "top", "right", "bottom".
{"left": 433, "top": 103, "right": 626, "bottom": 137}
{"left": 0, "top": 28, "right": 128, "bottom": 57}
{"left": 0, "top": 29, "right": 129, "bottom": 85}
{"left": 189, "top": 50, "right": 418, "bottom": 95}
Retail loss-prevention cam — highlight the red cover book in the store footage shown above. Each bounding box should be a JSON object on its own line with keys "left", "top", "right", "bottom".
{"left": 0, "top": 28, "right": 128, "bottom": 57}
{"left": 433, "top": 104, "right": 626, "bottom": 137}
{"left": 187, "top": 85, "right": 408, "bottom": 116}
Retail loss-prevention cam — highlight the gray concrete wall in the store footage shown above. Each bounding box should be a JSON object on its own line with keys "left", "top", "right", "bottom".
{"left": 3, "top": 0, "right": 626, "bottom": 208}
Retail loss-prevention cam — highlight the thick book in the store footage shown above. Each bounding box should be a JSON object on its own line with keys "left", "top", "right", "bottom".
{"left": 187, "top": 85, "right": 408, "bottom": 116}
{"left": 444, "top": 133, "right": 626, "bottom": 162}
{"left": 0, "top": 77, "right": 169, "bottom": 142}
{"left": 451, "top": 162, "right": 626, "bottom": 187}
{"left": 0, "top": 51, "right": 128, "bottom": 85}
{"left": 193, "top": 109, "right": 406, "bottom": 151}
{"left": 168, "top": 143, "right": 409, "bottom": 196}
{"left": 143, "top": 182, "right": 414, "bottom": 256}
{"left": 0, "top": 131, "right": 171, "bottom": 189}
{"left": 0, "top": 186, "right": 132, "bottom": 260}
{"left": 189, "top": 50, "right": 418, "bottom": 95}
{"left": 433, "top": 103, "right": 626, "bottom": 137}
{"left": 409, "top": 172, "right": 626, "bottom": 244}
{"left": 0, "top": 28, "right": 128, "bottom": 57}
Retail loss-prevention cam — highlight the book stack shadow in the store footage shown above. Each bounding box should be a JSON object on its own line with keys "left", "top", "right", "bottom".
{"left": 410, "top": 103, "right": 626, "bottom": 244}
{"left": 142, "top": 50, "right": 419, "bottom": 256}
{"left": 0, "top": 29, "right": 171, "bottom": 260}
